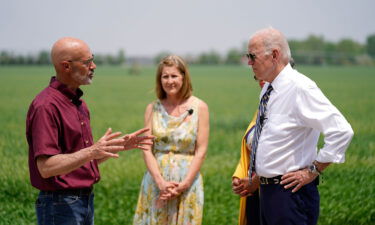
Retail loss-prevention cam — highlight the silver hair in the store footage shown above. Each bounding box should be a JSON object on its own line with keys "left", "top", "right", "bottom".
{"left": 251, "top": 27, "right": 291, "bottom": 63}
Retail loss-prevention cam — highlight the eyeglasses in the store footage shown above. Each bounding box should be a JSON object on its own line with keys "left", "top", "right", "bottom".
{"left": 245, "top": 53, "right": 256, "bottom": 62}
{"left": 68, "top": 55, "right": 94, "bottom": 66}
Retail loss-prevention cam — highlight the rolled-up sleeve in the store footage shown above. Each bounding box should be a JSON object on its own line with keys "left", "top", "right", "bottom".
{"left": 296, "top": 84, "right": 354, "bottom": 163}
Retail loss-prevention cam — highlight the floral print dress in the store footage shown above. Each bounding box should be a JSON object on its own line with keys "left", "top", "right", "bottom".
{"left": 133, "top": 99, "right": 204, "bottom": 225}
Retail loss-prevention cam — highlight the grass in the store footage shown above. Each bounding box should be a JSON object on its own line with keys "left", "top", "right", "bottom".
{"left": 0, "top": 65, "right": 374, "bottom": 224}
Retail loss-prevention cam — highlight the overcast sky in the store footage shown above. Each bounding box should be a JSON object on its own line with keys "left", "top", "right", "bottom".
{"left": 1, "top": 0, "right": 374, "bottom": 56}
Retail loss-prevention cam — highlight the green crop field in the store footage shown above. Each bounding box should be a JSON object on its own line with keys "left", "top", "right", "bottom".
{"left": 0, "top": 65, "right": 374, "bottom": 224}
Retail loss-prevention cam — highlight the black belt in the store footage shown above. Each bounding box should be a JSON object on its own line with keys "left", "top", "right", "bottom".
{"left": 259, "top": 176, "right": 320, "bottom": 185}
{"left": 259, "top": 176, "right": 282, "bottom": 185}
{"left": 41, "top": 187, "right": 93, "bottom": 196}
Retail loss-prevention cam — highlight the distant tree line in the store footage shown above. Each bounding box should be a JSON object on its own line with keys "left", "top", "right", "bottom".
{"left": 288, "top": 34, "right": 375, "bottom": 66}
{"left": 1, "top": 35, "right": 375, "bottom": 66}
{"left": 155, "top": 34, "right": 375, "bottom": 66}
{"left": 0, "top": 49, "right": 126, "bottom": 66}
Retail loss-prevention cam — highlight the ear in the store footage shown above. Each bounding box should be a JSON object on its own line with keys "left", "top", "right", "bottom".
{"left": 272, "top": 49, "right": 279, "bottom": 61}
{"left": 61, "top": 61, "right": 70, "bottom": 71}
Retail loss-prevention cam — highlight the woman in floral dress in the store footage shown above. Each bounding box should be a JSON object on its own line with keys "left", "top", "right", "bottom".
{"left": 133, "top": 55, "right": 209, "bottom": 225}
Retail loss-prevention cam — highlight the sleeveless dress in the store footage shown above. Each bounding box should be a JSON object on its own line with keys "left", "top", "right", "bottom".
{"left": 133, "top": 99, "right": 204, "bottom": 225}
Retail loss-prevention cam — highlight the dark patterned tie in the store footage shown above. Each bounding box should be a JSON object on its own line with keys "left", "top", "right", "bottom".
{"left": 249, "top": 84, "right": 273, "bottom": 183}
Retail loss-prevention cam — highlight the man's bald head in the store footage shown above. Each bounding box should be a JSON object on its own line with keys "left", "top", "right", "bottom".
{"left": 51, "top": 37, "right": 91, "bottom": 70}
{"left": 50, "top": 37, "right": 95, "bottom": 89}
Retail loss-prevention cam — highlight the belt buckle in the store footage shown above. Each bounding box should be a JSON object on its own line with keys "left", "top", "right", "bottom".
{"left": 260, "top": 176, "right": 280, "bottom": 185}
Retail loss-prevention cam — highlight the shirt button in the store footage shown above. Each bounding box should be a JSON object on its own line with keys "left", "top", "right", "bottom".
{"left": 85, "top": 140, "right": 89, "bottom": 144}
{"left": 81, "top": 122, "right": 84, "bottom": 125}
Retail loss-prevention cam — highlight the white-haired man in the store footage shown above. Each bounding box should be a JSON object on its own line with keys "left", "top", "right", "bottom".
{"left": 245, "top": 28, "right": 353, "bottom": 225}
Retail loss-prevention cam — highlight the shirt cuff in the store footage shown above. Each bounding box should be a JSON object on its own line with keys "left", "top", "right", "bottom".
{"left": 316, "top": 150, "right": 345, "bottom": 164}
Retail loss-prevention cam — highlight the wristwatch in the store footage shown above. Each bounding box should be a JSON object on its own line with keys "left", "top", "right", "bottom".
{"left": 308, "top": 164, "right": 321, "bottom": 175}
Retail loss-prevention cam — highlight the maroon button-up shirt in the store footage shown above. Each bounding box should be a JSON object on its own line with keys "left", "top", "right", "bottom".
{"left": 26, "top": 77, "right": 100, "bottom": 191}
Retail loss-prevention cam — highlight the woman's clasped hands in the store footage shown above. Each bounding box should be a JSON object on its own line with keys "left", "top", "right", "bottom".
{"left": 155, "top": 180, "right": 190, "bottom": 208}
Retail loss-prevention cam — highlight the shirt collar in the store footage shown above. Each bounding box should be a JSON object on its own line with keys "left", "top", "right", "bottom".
{"left": 270, "top": 63, "right": 293, "bottom": 93}
{"left": 49, "top": 76, "right": 83, "bottom": 106}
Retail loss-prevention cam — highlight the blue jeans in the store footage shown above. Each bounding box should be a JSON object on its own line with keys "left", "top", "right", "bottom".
{"left": 36, "top": 191, "right": 94, "bottom": 225}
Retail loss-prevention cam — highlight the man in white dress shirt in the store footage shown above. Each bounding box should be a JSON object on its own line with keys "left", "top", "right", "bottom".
{"left": 246, "top": 27, "right": 354, "bottom": 225}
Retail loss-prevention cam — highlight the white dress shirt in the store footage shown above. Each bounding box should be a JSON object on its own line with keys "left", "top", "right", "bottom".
{"left": 255, "top": 64, "right": 354, "bottom": 178}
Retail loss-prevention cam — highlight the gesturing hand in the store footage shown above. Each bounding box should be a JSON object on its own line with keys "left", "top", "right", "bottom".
{"left": 122, "top": 127, "right": 154, "bottom": 150}
{"left": 89, "top": 128, "right": 128, "bottom": 160}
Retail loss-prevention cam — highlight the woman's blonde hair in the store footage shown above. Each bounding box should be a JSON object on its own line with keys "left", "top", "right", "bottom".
{"left": 155, "top": 55, "right": 193, "bottom": 100}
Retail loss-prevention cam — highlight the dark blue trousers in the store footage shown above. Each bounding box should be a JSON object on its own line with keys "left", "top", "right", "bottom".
{"left": 246, "top": 189, "right": 261, "bottom": 225}
{"left": 259, "top": 180, "right": 319, "bottom": 225}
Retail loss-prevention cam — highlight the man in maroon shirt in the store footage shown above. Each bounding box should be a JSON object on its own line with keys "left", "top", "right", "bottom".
{"left": 26, "top": 37, "right": 153, "bottom": 225}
